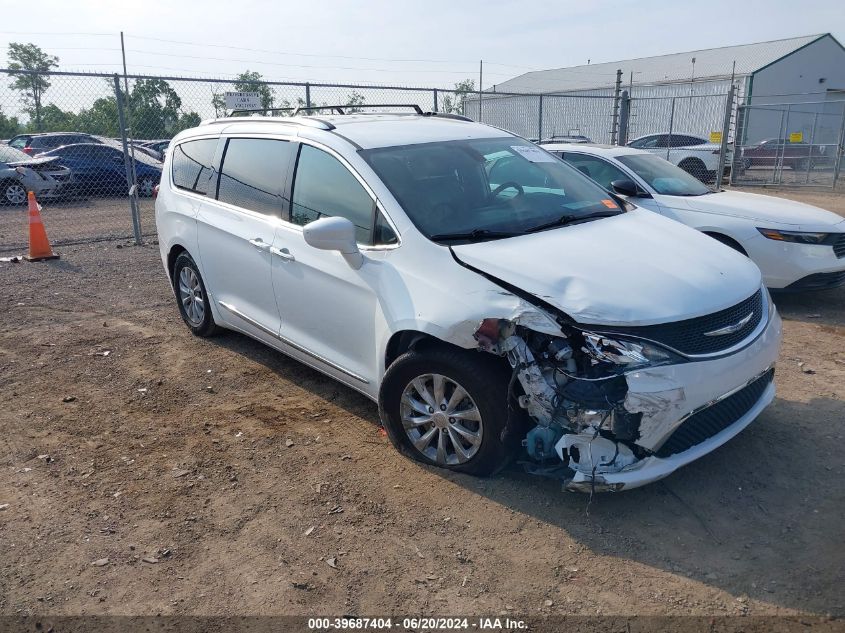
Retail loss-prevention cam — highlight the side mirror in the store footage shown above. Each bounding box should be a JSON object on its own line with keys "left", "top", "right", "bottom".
{"left": 610, "top": 179, "right": 641, "bottom": 197}
{"left": 303, "top": 216, "right": 363, "bottom": 269}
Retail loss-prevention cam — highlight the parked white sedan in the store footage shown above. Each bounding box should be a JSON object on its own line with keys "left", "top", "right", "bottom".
{"left": 545, "top": 143, "right": 845, "bottom": 291}
{"left": 626, "top": 133, "right": 726, "bottom": 182}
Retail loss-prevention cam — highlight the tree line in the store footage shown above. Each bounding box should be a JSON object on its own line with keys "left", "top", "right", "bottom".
{"left": 1, "top": 42, "right": 478, "bottom": 140}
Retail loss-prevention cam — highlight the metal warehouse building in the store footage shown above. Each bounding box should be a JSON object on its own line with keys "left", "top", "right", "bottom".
{"left": 469, "top": 33, "right": 845, "bottom": 147}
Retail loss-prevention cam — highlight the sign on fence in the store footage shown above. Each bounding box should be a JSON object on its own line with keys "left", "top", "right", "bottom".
{"left": 709, "top": 131, "right": 723, "bottom": 144}
{"left": 789, "top": 131, "right": 804, "bottom": 143}
{"left": 224, "top": 92, "right": 262, "bottom": 110}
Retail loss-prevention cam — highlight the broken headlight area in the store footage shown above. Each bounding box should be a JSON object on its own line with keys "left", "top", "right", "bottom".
{"left": 474, "top": 318, "right": 686, "bottom": 488}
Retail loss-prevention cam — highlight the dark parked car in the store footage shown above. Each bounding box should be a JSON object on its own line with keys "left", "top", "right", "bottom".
{"left": 37, "top": 143, "right": 162, "bottom": 197}
{"left": 9, "top": 132, "right": 105, "bottom": 155}
{"left": 140, "top": 139, "right": 171, "bottom": 155}
{"left": 741, "top": 138, "right": 831, "bottom": 170}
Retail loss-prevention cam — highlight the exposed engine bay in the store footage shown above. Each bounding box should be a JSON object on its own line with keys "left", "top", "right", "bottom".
{"left": 473, "top": 317, "right": 680, "bottom": 492}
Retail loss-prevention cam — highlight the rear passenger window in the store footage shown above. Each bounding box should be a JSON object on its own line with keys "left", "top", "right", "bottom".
{"left": 172, "top": 138, "right": 218, "bottom": 195}
{"left": 216, "top": 138, "right": 294, "bottom": 216}
{"left": 291, "top": 144, "right": 378, "bottom": 244}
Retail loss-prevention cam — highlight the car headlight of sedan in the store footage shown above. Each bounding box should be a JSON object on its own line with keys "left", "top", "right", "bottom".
{"left": 580, "top": 332, "right": 680, "bottom": 371}
{"left": 757, "top": 228, "right": 829, "bottom": 244}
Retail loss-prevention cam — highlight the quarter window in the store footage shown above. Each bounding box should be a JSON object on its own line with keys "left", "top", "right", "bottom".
{"left": 292, "top": 144, "right": 390, "bottom": 245}
{"left": 172, "top": 138, "right": 218, "bottom": 195}
{"left": 216, "top": 138, "right": 294, "bottom": 215}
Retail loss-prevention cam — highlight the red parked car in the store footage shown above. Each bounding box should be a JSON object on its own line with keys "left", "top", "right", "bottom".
{"left": 741, "top": 138, "right": 831, "bottom": 170}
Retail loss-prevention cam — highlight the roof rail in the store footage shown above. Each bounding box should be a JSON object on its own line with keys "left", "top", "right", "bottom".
{"left": 291, "top": 104, "right": 424, "bottom": 116}
{"left": 201, "top": 116, "right": 335, "bottom": 131}
{"left": 422, "top": 111, "right": 473, "bottom": 122}
{"left": 227, "top": 107, "right": 296, "bottom": 117}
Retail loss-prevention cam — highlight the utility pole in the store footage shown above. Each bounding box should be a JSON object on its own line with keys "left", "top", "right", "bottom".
{"left": 478, "top": 60, "right": 483, "bottom": 121}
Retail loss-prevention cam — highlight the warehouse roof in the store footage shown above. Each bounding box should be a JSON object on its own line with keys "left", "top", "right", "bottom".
{"left": 491, "top": 34, "right": 834, "bottom": 94}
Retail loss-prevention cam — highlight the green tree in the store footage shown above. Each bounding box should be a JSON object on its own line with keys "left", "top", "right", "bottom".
{"left": 129, "top": 78, "right": 183, "bottom": 138}
{"left": 345, "top": 91, "right": 365, "bottom": 113}
{"left": 440, "top": 79, "right": 475, "bottom": 115}
{"left": 0, "top": 107, "right": 21, "bottom": 138}
{"left": 75, "top": 97, "right": 120, "bottom": 137}
{"left": 174, "top": 111, "right": 201, "bottom": 133}
{"left": 7, "top": 42, "right": 59, "bottom": 131}
{"left": 36, "top": 103, "right": 78, "bottom": 132}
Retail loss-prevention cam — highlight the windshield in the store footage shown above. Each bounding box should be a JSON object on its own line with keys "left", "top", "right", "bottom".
{"left": 615, "top": 153, "right": 711, "bottom": 196}
{"left": 361, "top": 137, "right": 623, "bottom": 242}
{"left": 0, "top": 145, "right": 31, "bottom": 163}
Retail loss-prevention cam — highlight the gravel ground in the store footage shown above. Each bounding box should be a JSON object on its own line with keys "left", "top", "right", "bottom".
{"left": 0, "top": 190, "right": 844, "bottom": 620}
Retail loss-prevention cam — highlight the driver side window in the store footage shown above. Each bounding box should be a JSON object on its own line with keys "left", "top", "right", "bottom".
{"left": 560, "top": 153, "right": 628, "bottom": 191}
{"left": 291, "top": 144, "right": 397, "bottom": 246}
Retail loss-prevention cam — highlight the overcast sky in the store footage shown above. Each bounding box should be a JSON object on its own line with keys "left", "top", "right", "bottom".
{"left": 1, "top": 0, "right": 843, "bottom": 88}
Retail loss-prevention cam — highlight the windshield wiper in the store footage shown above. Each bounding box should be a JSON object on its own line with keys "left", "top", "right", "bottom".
{"left": 429, "top": 228, "right": 520, "bottom": 243}
{"left": 522, "top": 210, "right": 622, "bottom": 234}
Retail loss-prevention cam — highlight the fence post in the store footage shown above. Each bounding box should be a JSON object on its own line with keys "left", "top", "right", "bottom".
{"left": 113, "top": 75, "right": 142, "bottom": 245}
{"left": 666, "top": 98, "right": 676, "bottom": 161}
{"left": 618, "top": 90, "right": 630, "bottom": 146}
{"left": 305, "top": 82, "right": 311, "bottom": 113}
{"left": 715, "top": 84, "right": 735, "bottom": 189}
{"left": 833, "top": 104, "right": 845, "bottom": 188}
{"left": 433, "top": 89, "right": 438, "bottom": 113}
{"left": 610, "top": 69, "right": 622, "bottom": 144}
{"left": 537, "top": 95, "right": 544, "bottom": 141}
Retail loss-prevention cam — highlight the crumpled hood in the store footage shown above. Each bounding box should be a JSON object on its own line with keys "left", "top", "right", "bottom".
{"left": 451, "top": 209, "right": 762, "bottom": 327}
{"left": 6, "top": 156, "right": 60, "bottom": 168}
{"left": 663, "top": 190, "right": 845, "bottom": 230}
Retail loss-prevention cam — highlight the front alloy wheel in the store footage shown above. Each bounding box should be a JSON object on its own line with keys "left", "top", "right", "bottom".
{"left": 379, "top": 347, "right": 513, "bottom": 476}
{"left": 3, "top": 182, "right": 27, "bottom": 205}
{"left": 400, "top": 373, "right": 483, "bottom": 466}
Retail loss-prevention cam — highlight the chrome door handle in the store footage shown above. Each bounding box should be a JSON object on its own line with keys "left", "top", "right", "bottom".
{"left": 248, "top": 238, "right": 270, "bottom": 251}
{"left": 270, "top": 246, "right": 295, "bottom": 261}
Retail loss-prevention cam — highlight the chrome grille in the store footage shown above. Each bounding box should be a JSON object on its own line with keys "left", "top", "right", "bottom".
{"left": 595, "top": 289, "right": 764, "bottom": 356}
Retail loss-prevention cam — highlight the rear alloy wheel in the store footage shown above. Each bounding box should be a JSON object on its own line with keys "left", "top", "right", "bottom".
{"left": 379, "top": 347, "right": 512, "bottom": 476}
{"left": 679, "top": 158, "right": 709, "bottom": 183}
{"left": 2, "top": 181, "right": 27, "bottom": 206}
{"left": 137, "top": 176, "right": 156, "bottom": 197}
{"left": 173, "top": 252, "right": 218, "bottom": 337}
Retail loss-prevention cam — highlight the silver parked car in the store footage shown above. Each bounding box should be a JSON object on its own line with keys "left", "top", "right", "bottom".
{"left": 0, "top": 144, "right": 72, "bottom": 205}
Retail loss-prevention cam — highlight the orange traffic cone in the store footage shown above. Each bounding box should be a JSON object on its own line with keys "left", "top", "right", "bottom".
{"left": 24, "top": 191, "right": 59, "bottom": 262}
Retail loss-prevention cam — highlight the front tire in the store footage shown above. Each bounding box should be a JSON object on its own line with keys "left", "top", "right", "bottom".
{"left": 2, "top": 180, "right": 27, "bottom": 206}
{"left": 379, "top": 346, "right": 512, "bottom": 476}
{"left": 172, "top": 252, "right": 218, "bottom": 337}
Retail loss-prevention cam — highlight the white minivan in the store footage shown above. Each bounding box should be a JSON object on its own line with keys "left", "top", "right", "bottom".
{"left": 155, "top": 110, "right": 782, "bottom": 492}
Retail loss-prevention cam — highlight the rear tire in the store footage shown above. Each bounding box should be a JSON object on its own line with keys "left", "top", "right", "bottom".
{"left": 172, "top": 252, "right": 218, "bottom": 337}
{"left": 678, "top": 158, "right": 709, "bottom": 183}
{"left": 379, "top": 346, "right": 513, "bottom": 476}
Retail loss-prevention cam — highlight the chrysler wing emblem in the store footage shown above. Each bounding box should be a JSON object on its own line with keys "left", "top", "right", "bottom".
{"left": 703, "top": 312, "right": 754, "bottom": 337}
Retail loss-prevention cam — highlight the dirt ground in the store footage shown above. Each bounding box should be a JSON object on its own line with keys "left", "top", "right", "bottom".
{"left": 1, "top": 189, "right": 844, "bottom": 620}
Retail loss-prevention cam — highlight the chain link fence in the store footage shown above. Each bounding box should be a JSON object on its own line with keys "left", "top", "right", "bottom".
{"left": 0, "top": 69, "right": 462, "bottom": 253}
{"left": 2, "top": 67, "right": 843, "bottom": 253}
{"left": 731, "top": 97, "right": 845, "bottom": 187}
